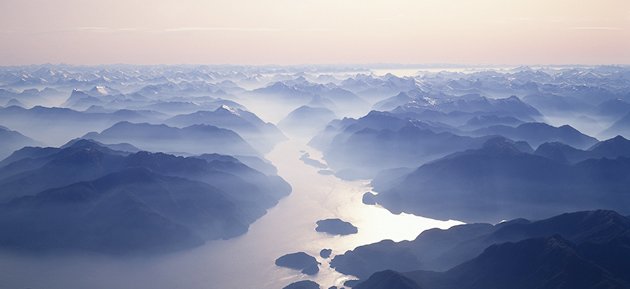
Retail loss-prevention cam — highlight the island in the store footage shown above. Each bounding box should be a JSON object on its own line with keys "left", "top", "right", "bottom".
{"left": 275, "top": 252, "right": 320, "bottom": 275}
{"left": 315, "top": 218, "right": 358, "bottom": 235}
{"left": 282, "top": 280, "right": 320, "bottom": 289}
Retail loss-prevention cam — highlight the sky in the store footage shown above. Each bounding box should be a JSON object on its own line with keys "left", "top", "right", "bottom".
{"left": 0, "top": 0, "right": 629, "bottom": 65}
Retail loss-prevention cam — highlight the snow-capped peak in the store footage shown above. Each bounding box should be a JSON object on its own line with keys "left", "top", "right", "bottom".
{"left": 95, "top": 86, "right": 109, "bottom": 95}
{"left": 220, "top": 104, "right": 240, "bottom": 115}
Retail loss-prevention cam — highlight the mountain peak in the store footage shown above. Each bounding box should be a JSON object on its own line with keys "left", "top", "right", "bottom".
{"left": 588, "top": 135, "right": 630, "bottom": 153}
{"left": 5, "top": 98, "right": 25, "bottom": 107}
{"left": 216, "top": 104, "right": 241, "bottom": 116}
{"left": 355, "top": 270, "right": 422, "bottom": 289}
{"left": 62, "top": 138, "right": 107, "bottom": 150}
{"left": 481, "top": 137, "right": 525, "bottom": 154}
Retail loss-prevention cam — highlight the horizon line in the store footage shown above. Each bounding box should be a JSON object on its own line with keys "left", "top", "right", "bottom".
{"left": 2, "top": 63, "right": 630, "bottom": 68}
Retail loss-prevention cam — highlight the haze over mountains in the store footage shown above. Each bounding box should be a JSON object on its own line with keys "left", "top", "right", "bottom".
{"left": 370, "top": 136, "right": 630, "bottom": 222}
{"left": 345, "top": 210, "right": 630, "bottom": 289}
{"left": 2, "top": 64, "right": 630, "bottom": 289}
{"left": 0, "top": 139, "right": 290, "bottom": 254}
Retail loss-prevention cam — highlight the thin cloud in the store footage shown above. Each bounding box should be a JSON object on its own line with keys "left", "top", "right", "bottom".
{"left": 75, "top": 27, "right": 148, "bottom": 32}
{"left": 75, "top": 26, "right": 110, "bottom": 31}
{"left": 13, "top": 26, "right": 332, "bottom": 36}
{"left": 163, "top": 27, "right": 283, "bottom": 32}
{"left": 376, "top": 13, "right": 406, "bottom": 22}
{"left": 569, "top": 26, "right": 622, "bottom": 31}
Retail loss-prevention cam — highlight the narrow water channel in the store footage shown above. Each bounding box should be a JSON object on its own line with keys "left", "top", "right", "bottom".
{"left": 0, "top": 139, "right": 461, "bottom": 289}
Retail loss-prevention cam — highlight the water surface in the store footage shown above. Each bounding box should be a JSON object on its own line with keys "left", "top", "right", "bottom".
{"left": 0, "top": 139, "right": 460, "bottom": 289}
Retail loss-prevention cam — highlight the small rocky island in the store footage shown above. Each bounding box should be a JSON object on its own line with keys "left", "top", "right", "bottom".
{"left": 362, "top": 192, "right": 377, "bottom": 205}
{"left": 275, "top": 252, "right": 320, "bottom": 275}
{"left": 315, "top": 218, "right": 358, "bottom": 235}
{"left": 320, "top": 248, "right": 332, "bottom": 258}
{"left": 300, "top": 152, "right": 328, "bottom": 168}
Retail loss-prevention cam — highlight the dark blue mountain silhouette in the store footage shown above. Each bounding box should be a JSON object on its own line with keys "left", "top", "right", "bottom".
{"left": 0, "top": 140, "right": 291, "bottom": 254}
{"left": 333, "top": 210, "right": 630, "bottom": 284}
{"left": 371, "top": 137, "right": 630, "bottom": 222}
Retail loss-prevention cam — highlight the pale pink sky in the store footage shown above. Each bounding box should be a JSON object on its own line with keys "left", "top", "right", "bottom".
{"left": 0, "top": 0, "right": 629, "bottom": 65}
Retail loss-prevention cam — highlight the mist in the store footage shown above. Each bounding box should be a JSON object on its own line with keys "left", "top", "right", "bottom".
{"left": 2, "top": 64, "right": 630, "bottom": 289}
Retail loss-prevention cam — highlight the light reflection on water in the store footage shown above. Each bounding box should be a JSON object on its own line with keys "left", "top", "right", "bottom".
{"left": 0, "top": 139, "right": 461, "bottom": 289}
{"left": 192, "top": 139, "right": 462, "bottom": 288}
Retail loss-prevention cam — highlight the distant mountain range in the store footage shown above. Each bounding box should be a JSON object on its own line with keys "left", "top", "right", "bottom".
{"left": 387, "top": 94, "right": 542, "bottom": 122}
{"left": 0, "top": 105, "right": 163, "bottom": 146}
{"left": 601, "top": 112, "right": 630, "bottom": 139}
{"left": 249, "top": 78, "right": 370, "bottom": 117}
{"left": 340, "top": 73, "right": 418, "bottom": 103}
{"left": 534, "top": 135, "right": 630, "bottom": 163}
{"left": 0, "top": 126, "right": 41, "bottom": 160}
{"left": 468, "top": 122, "right": 598, "bottom": 149}
{"left": 165, "top": 105, "right": 286, "bottom": 153}
{"left": 278, "top": 105, "right": 337, "bottom": 137}
{"left": 84, "top": 121, "right": 260, "bottom": 156}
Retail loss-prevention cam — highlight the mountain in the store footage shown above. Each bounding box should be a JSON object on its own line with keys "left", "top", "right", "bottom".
{"left": 371, "top": 138, "right": 630, "bottom": 222}
{"left": 471, "top": 122, "right": 598, "bottom": 149}
{"left": 0, "top": 105, "right": 162, "bottom": 146}
{"left": 278, "top": 105, "right": 337, "bottom": 137}
{"left": 0, "top": 138, "right": 136, "bottom": 177}
{"left": 601, "top": 112, "right": 630, "bottom": 139}
{"left": 0, "top": 139, "right": 289, "bottom": 208}
{"left": 0, "top": 139, "right": 134, "bottom": 202}
{"left": 165, "top": 105, "right": 286, "bottom": 153}
{"left": 596, "top": 98, "right": 630, "bottom": 120}
{"left": 355, "top": 270, "right": 423, "bottom": 289}
{"left": 588, "top": 135, "right": 630, "bottom": 158}
{"left": 250, "top": 80, "right": 369, "bottom": 117}
{"left": 403, "top": 235, "right": 630, "bottom": 289}
{"left": 251, "top": 82, "right": 314, "bottom": 105}
{"left": 61, "top": 138, "right": 141, "bottom": 153}
{"left": 226, "top": 154, "right": 278, "bottom": 176}
{"left": 136, "top": 81, "right": 231, "bottom": 98}
{"left": 333, "top": 210, "right": 630, "bottom": 281}
{"left": 0, "top": 126, "right": 41, "bottom": 160}
{"left": 331, "top": 223, "right": 496, "bottom": 279}
{"left": 461, "top": 114, "right": 524, "bottom": 130}
{"left": 0, "top": 168, "right": 229, "bottom": 254}
{"left": 62, "top": 89, "right": 105, "bottom": 110}
{"left": 393, "top": 94, "right": 542, "bottom": 122}
{"left": 88, "top": 85, "right": 121, "bottom": 96}
{"left": 141, "top": 99, "right": 246, "bottom": 116}
{"left": 534, "top": 135, "right": 630, "bottom": 163}
{"left": 84, "top": 121, "right": 259, "bottom": 156}
{"left": 0, "top": 140, "right": 291, "bottom": 254}
{"left": 0, "top": 87, "right": 64, "bottom": 107}
{"left": 310, "top": 111, "right": 488, "bottom": 179}
{"left": 339, "top": 73, "right": 418, "bottom": 103}
{"left": 373, "top": 90, "right": 428, "bottom": 111}
{"left": 4, "top": 98, "right": 25, "bottom": 108}
{"left": 522, "top": 92, "right": 593, "bottom": 115}
{"left": 534, "top": 142, "right": 591, "bottom": 163}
